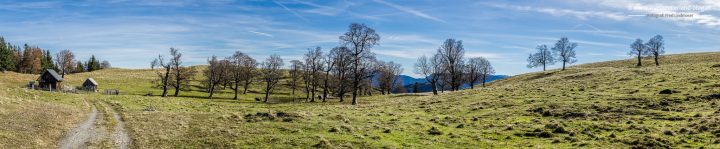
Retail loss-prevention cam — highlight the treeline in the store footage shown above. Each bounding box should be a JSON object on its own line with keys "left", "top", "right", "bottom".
{"left": 153, "top": 23, "right": 406, "bottom": 105}
{"left": 151, "top": 23, "right": 504, "bottom": 105}
{"left": 413, "top": 38, "right": 496, "bottom": 95}
{"left": 0, "top": 36, "right": 111, "bottom": 76}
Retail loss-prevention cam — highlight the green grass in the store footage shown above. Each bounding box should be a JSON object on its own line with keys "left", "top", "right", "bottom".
{"left": 2, "top": 52, "right": 720, "bottom": 148}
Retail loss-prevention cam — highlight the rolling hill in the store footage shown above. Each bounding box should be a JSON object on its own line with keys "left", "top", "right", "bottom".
{"left": 1, "top": 52, "right": 720, "bottom": 148}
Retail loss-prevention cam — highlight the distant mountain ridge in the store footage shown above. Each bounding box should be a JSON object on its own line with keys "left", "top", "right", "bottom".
{"left": 392, "top": 74, "right": 510, "bottom": 93}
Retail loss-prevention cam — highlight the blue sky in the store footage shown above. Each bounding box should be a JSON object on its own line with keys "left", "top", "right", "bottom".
{"left": 1, "top": 0, "right": 719, "bottom": 77}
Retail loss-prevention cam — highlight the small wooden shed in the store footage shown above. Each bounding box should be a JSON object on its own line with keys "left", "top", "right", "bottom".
{"left": 37, "top": 69, "right": 63, "bottom": 91}
{"left": 83, "top": 78, "right": 99, "bottom": 91}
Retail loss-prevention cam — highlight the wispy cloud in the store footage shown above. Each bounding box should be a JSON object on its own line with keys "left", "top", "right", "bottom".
{"left": 0, "top": 1, "right": 60, "bottom": 10}
{"left": 373, "top": 0, "right": 445, "bottom": 23}
{"left": 588, "top": 0, "right": 720, "bottom": 29}
{"left": 465, "top": 52, "right": 502, "bottom": 59}
{"left": 485, "top": 3, "right": 629, "bottom": 21}
{"left": 295, "top": 0, "right": 349, "bottom": 16}
{"left": 248, "top": 30, "right": 274, "bottom": 37}
{"left": 274, "top": 1, "right": 308, "bottom": 21}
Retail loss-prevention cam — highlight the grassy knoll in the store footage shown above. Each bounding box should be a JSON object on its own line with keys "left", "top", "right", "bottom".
{"left": 1, "top": 52, "right": 720, "bottom": 148}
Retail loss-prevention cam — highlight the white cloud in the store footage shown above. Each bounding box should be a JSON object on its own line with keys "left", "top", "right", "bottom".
{"left": 465, "top": 52, "right": 501, "bottom": 59}
{"left": 274, "top": 1, "right": 308, "bottom": 21}
{"left": 373, "top": 0, "right": 445, "bottom": 23}
{"left": 248, "top": 30, "right": 274, "bottom": 37}
{"left": 485, "top": 3, "right": 629, "bottom": 21}
{"left": 588, "top": 0, "right": 720, "bottom": 29}
{"left": 295, "top": 0, "right": 349, "bottom": 16}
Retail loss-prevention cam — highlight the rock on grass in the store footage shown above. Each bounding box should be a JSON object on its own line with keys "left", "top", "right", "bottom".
{"left": 428, "top": 127, "right": 443, "bottom": 135}
{"left": 312, "top": 137, "right": 334, "bottom": 149}
{"left": 659, "top": 89, "right": 678, "bottom": 94}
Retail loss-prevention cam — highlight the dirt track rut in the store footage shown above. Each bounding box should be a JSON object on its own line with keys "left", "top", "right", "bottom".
{"left": 58, "top": 100, "right": 131, "bottom": 149}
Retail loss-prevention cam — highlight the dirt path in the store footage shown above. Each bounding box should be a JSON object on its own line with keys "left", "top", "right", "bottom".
{"left": 58, "top": 100, "right": 131, "bottom": 149}
{"left": 103, "top": 102, "right": 131, "bottom": 149}
{"left": 58, "top": 101, "right": 102, "bottom": 149}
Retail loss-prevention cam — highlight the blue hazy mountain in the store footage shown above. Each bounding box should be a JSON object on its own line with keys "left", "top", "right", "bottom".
{"left": 371, "top": 74, "right": 510, "bottom": 93}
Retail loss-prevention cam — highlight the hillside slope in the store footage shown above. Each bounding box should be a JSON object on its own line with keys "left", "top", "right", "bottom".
{"left": 1, "top": 52, "right": 720, "bottom": 148}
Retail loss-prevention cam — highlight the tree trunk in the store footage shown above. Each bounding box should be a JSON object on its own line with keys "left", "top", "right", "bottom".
{"left": 351, "top": 89, "right": 357, "bottom": 105}
{"left": 322, "top": 71, "right": 329, "bottom": 102}
{"left": 338, "top": 86, "right": 345, "bottom": 102}
{"left": 264, "top": 82, "right": 270, "bottom": 102}
{"left": 161, "top": 67, "right": 170, "bottom": 97}
{"left": 305, "top": 80, "right": 310, "bottom": 102}
{"left": 173, "top": 78, "right": 180, "bottom": 97}
{"left": 264, "top": 91, "right": 270, "bottom": 103}
{"left": 469, "top": 81, "right": 475, "bottom": 89}
{"left": 243, "top": 80, "right": 249, "bottom": 94}
{"left": 431, "top": 81, "right": 438, "bottom": 95}
{"left": 655, "top": 54, "right": 659, "bottom": 66}
{"left": 208, "top": 84, "right": 215, "bottom": 99}
{"left": 562, "top": 61, "right": 566, "bottom": 70}
{"left": 482, "top": 75, "right": 487, "bottom": 87}
{"left": 233, "top": 82, "right": 239, "bottom": 100}
{"left": 637, "top": 54, "right": 642, "bottom": 66}
{"left": 542, "top": 63, "right": 546, "bottom": 71}
{"left": 310, "top": 83, "right": 316, "bottom": 102}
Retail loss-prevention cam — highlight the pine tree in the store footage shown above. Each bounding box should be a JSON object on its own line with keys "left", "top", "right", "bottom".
{"left": 41, "top": 50, "right": 56, "bottom": 71}
{"left": 87, "top": 55, "right": 101, "bottom": 72}
{"left": 0, "top": 37, "right": 17, "bottom": 71}
{"left": 75, "top": 61, "right": 85, "bottom": 73}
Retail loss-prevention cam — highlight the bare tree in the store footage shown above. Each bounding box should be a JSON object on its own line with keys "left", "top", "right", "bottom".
{"left": 54, "top": 50, "right": 75, "bottom": 78}
{"left": 329, "top": 46, "right": 353, "bottom": 102}
{"left": 227, "top": 51, "right": 253, "bottom": 100}
{"left": 527, "top": 44, "right": 555, "bottom": 71}
{"left": 478, "top": 58, "right": 495, "bottom": 87}
{"left": 376, "top": 61, "right": 402, "bottom": 95}
{"left": 552, "top": 37, "right": 578, "bottom": 70}
{"left": 240, "top": 55, "right": 257, "bottom": 94}
{"left": 465, "top": 57, "right": 484, "bottom": 89}
{"left": 628, "top": 39, "right": 647, "bottom": 66}
{"left": 303, "top": 47, "right": 324, "bottom": 102}
{"left": 205, "top": 56, "right": 228, "bottom": 99}
{"left": 169, "top": 48, "right": 185, "bottom": 97}
{"left": 414, "top": 54, "right": 443, "bottom": 95}
{"left": 151, "top": 53, "right": 172, "bottom": 97}
{"left": 261, "top": 55, "right": 284, "bottom": 102}
{"left": 288, "top": 60, "right": 304, "bottom": 96}
{"left": 437, "top": 38, "right": 465, "bottom": 91}
{"left": 150, "top": 59, "right": 158, "bottom": 70}
{"left": 340, "top": 23, "right": 380, "bottom": 105}
{"left": 645, "top": 35, "right": 665, "bottom": 66}
{"left": 100, "top": 60, "right": 111, "bottom": 69}
{"left": 321, "top": 48, "right": 336, "bottom": 102}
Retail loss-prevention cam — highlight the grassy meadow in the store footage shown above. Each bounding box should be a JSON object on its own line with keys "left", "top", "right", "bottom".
{"left": 2, "top": 52, "right": 720, "bottom": 148}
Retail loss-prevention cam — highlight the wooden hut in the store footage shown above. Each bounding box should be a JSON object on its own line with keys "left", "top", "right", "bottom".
{"left": 83, "top": 78, "right": 99, "bottom": 91}
{"left": 37, "top": 69, "right": 62, "bottom": 91}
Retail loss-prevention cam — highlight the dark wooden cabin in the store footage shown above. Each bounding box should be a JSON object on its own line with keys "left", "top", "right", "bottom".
{"left": 83, "top": 78, "right": 99, "bottom": 91}
{"left": 37, "top": 69, "right": 63, "bottom": 91}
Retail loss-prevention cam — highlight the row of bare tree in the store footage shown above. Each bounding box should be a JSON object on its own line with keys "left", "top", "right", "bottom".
{"left": 525, "top": 35, "right": 666, "bottom": 71}
{"left": 629, "top": 35, "right": 665, "bottom": 66}
{"left": 414, "top": 38, "right": 496, "bottom": 95}
{"left": 151, "top": 23, "right": 404, "bottom": 105}
{"left": 526, "top": 37, "right": 578, "bottom": 71}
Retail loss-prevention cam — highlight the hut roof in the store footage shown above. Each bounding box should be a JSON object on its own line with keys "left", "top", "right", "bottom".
{"left": 84, "top": 78, "right": 98, "bottom": 86}
{"left": 39, "top": 69, "right": 63, "bottom": 81}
